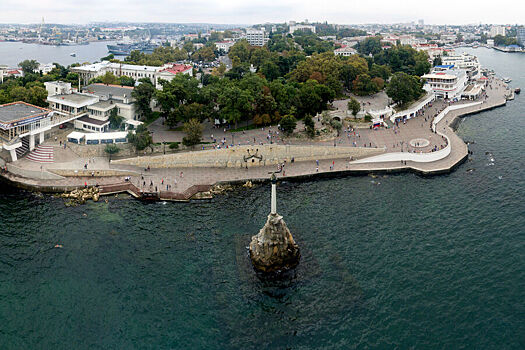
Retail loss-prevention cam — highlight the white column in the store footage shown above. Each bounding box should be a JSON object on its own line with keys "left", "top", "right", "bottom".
{"left": 29, "top": 134, "right": 35, "bottom": 151}
{"left": 39, "top": 131, "right": 45, "bottom": 144}
{"left": 9, "top": 149, "right": 17, "bottom": 162}
{"left": 271, "top": 183, "right": 277, "bottom": 215}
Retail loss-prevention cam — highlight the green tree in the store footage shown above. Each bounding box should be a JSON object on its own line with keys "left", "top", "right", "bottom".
{"left": 228, "top": 39, "right": 252, "bottom": 63}
{"left": 131, "top": 82, "right": 155, "bottom": 120}
{"left": 356, "top": 37, "right": 382, "bottom": 55}
{"left": 18, "top": 59, "right": 39, "bottom": 75}
{"left": 279, "top": 115, "right": 297, "bottom": 135}
{"left": 353, "top": 73, "right": 380, "bottom": 96}
{"left": 127, "top": 124, "right": 153, "bottom": 151}
{"left": 104, "top": 143, "right": 120, "bottom": 161}
{"left": 330, "top": 118, "right": 342, "bottom": 136}
{"left": 109, "top": 107, "right": 124, "bottom": 130}
{"left": 433, "top": 56, "right": 442, "bottom": 67}
{"left": 218, "top": 84, "right": 254, "bottom": 128}
{"left": 183, "top": 41, "right": 194, "bottom": 53}
{"left": 27, "top": 86, "right": 48, "bottom": 107}
{"left": 118, "top": 75, "right": 135, "bottom": 87}
{"left": 386, "top": 72, "right": 424, "bottom": 106}
{"left": 303, "top": 114, "right": 315, "bottom": 138}
{"left": 182, "top": 118, "right": 203, "bottom": 147}
{"left": 347, "top": 97, "right": 361, "bottom": 118}
{"left": 101, "top": 72, "right": 118, "bottom": 85}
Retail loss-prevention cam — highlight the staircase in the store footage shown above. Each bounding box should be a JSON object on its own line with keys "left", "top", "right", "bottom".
{"left": 15, "top": 137, "right": 29, "bottom": 159}
{"left": 25, "top": 145, "right": 54, "bottom": 163}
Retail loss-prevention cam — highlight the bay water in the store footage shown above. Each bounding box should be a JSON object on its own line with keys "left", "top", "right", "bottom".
{"left": 0, "top": 47, "right": 524, "bottom": 349}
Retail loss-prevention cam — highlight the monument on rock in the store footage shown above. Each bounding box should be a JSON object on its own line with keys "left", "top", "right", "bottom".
{"left": 249, "top": 173, "right": 300, "bottom": 273}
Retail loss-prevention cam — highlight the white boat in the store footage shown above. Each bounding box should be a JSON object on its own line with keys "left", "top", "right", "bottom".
{"left": 503, "top": 77, "right": 512, "bottom": 83}
{"left": 70, "top": 53, "right": 76, "bottom": 57}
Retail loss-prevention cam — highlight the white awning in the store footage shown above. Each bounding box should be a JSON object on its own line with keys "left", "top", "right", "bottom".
{"left": 84, "top": 131, "right": 128, "bottom": 140}
{"left": 66, "top": 131, "right": 85, "bottom": 140}
{"left": 124, "top": 119, "right": 143, "bottom": 126}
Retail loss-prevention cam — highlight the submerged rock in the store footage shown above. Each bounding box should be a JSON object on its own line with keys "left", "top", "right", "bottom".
{"left": 249, "top": 213, "right": 300, "bottom": 273}
{"left": 61, "top": 187, "right": 100, "bottom": 205}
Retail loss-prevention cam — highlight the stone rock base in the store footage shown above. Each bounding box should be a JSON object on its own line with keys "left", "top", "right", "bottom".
{"left": 249, "top": 213, "right": 300, "bottom": 273}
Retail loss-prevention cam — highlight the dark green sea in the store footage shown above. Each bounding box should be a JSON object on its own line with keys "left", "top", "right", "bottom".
{"left": 1, "top": 48, "right": 524, "bottom": 349}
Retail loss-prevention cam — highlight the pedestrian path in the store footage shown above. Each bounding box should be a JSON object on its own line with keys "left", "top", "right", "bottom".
{"left": 25, "top": 145, "right": 54, "bottom": 163}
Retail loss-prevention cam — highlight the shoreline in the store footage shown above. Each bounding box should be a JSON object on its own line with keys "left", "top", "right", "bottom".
{"left": 0, "top": 82, "right": 512, "bottom": 200}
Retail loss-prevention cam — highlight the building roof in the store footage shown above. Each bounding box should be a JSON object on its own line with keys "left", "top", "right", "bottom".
{"left": 66, "top": 131, "right": 85, "bottom": 140}
{"left": 89, "top": 100, "right": 118, "bottom": 110}
{"left": 82, "top": 84, "right": 134, "bottom": 98}
{"left": 160, "top": 64, "right": 193, "bottom": 75}
{"left": 48, "top": 93, "right": 99, "bottom": 107}
{"left": 0, "top": 102, "right": 50, "bottom": 124}
{"left": 84, "top": 131, "right": 128, "bottom": 140}
{"left": 423, "top": 73, "right": 457, "bottom": 80}
{"left": 77, "top": 115, "right": 110, "bottom": 126}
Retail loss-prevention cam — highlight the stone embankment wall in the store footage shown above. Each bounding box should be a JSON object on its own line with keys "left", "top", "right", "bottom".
{"left": 49, "top": 169, "right": 138, "bottom": 177}
{"left": 66, "top": 143, "right": 175, "bottom": 158}
{"left": 6, "top": 163, "right": 64, "bottom": 180}
{"left": 111, "top": 144, "right": 384, "bottom": 169}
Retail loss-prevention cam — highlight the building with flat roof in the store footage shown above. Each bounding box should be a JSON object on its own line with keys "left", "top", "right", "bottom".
{"left": 489, "top": 26, "right": 506, "bottom": 38}
{"left": 441, "top": 52, "right": 481, "bottom": 80}
{"left": 422, "top": 68, "right": 468, "bottom": 100}
{"left": 334, "top": 46, "right": 357, "bottom": 56}
{"left": 215, "top": 40, "right": 235, "bottom": 53}
{"left": 0, "top": 102, "right": 63, "bottom": 161}
{"left": 44, "top": 81, "right": 72, "bottom": 97}
{"left": 289, "top": 24, "right": 316, "bottom": 34}
{"left": 245, "top": 28, "right": 268, "bottom": 47}
{"left": 155, "top": 64, "right": 193, "bottom": 89}
{"left": 517, "top": 27, "right": 525, "bottom": 47}
{"left": 71, "top": 61, "right": 193, "bottom": 88}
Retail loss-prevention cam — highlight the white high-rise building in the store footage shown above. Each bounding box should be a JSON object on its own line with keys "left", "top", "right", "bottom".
{"left": 517, "top": 27, "right": 525, "bottom": 47}
{"left": 246, "top": 28, "right": 268, "bottom": 46}
{"left": 489, "top": 26, "right": 506, "bottom": 37}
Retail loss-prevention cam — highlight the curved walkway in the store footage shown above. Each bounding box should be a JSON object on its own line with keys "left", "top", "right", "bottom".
{"left": 0, "top": 77, "right": 512, "bottom": 198}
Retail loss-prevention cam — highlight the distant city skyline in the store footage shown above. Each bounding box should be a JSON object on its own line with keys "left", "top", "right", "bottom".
{"left": 0, "top": 0, "right": 523, "bottom": 26}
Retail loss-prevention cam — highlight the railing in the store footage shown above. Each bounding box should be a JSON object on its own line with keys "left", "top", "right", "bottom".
{"left": 99, "top": 182, "right": 212, "bottom": 201}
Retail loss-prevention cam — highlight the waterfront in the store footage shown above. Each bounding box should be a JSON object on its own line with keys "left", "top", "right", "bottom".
{"left": 0, "top": 41, "right": 115, "bottom": 67}
{"left": 0, "top": 48, "right": 524, "bottom": 349}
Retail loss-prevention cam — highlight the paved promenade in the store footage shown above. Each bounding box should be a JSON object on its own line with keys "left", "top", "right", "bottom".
{"left": 0, "top": 77, "right": 512, "bottom": 199}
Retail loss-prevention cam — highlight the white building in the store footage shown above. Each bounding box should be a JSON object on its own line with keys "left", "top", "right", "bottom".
{"left": 82, "top": 83, "right": 141, "bottom": 122}
{"left": 289, "top": 24, "right": 316, "bottom": 34}
{"left": 0, "top": 101, "right": 86, "bottom": 161}
{"left": 517, "top": 27, "right": 525, "bottom": 46}
{"left": 71, "top": 62, "right": 193, "bottom": 88}
{"left": 334, "top": 46, "right": 357, "bottom": 56}
{"left": 441, "top": 52, "right": 481, "bottom": 80}
{"left": 45, "top": 82, "right": 143, "bottom": 134}
{"left": 155, "top": 64, "right": 193, "bottom": 90}
{"left": 245, "top": 28, "right": 268, "bottom": 46}
{"left": 489, "top": 26, "right": 506, "bottom": 38}
{"left": 44, "top": 81, "right": 72, "bottom": 97}
{"left": 35, "top": 63, "right": 55, "bottom": 75}
{"left": 215, "top": 41, "right": 235, "bottom": 53}
{"left": 422, "top": 68, "right": 468, "bottom": 99}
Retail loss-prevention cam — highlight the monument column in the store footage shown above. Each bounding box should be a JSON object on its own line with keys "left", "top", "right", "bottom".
{"left": 249, "top": 173, "right": 300, "bottom": 273}
{"left": 271, "top": 175, "right": 277, "bottom": 215}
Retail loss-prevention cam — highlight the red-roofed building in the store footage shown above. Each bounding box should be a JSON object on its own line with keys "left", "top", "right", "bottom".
{"left": 6, "top": 69, "right": 23, "bottom": 78}
{"left": 155, "top": 64, "right": 193, "bottom": 89}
